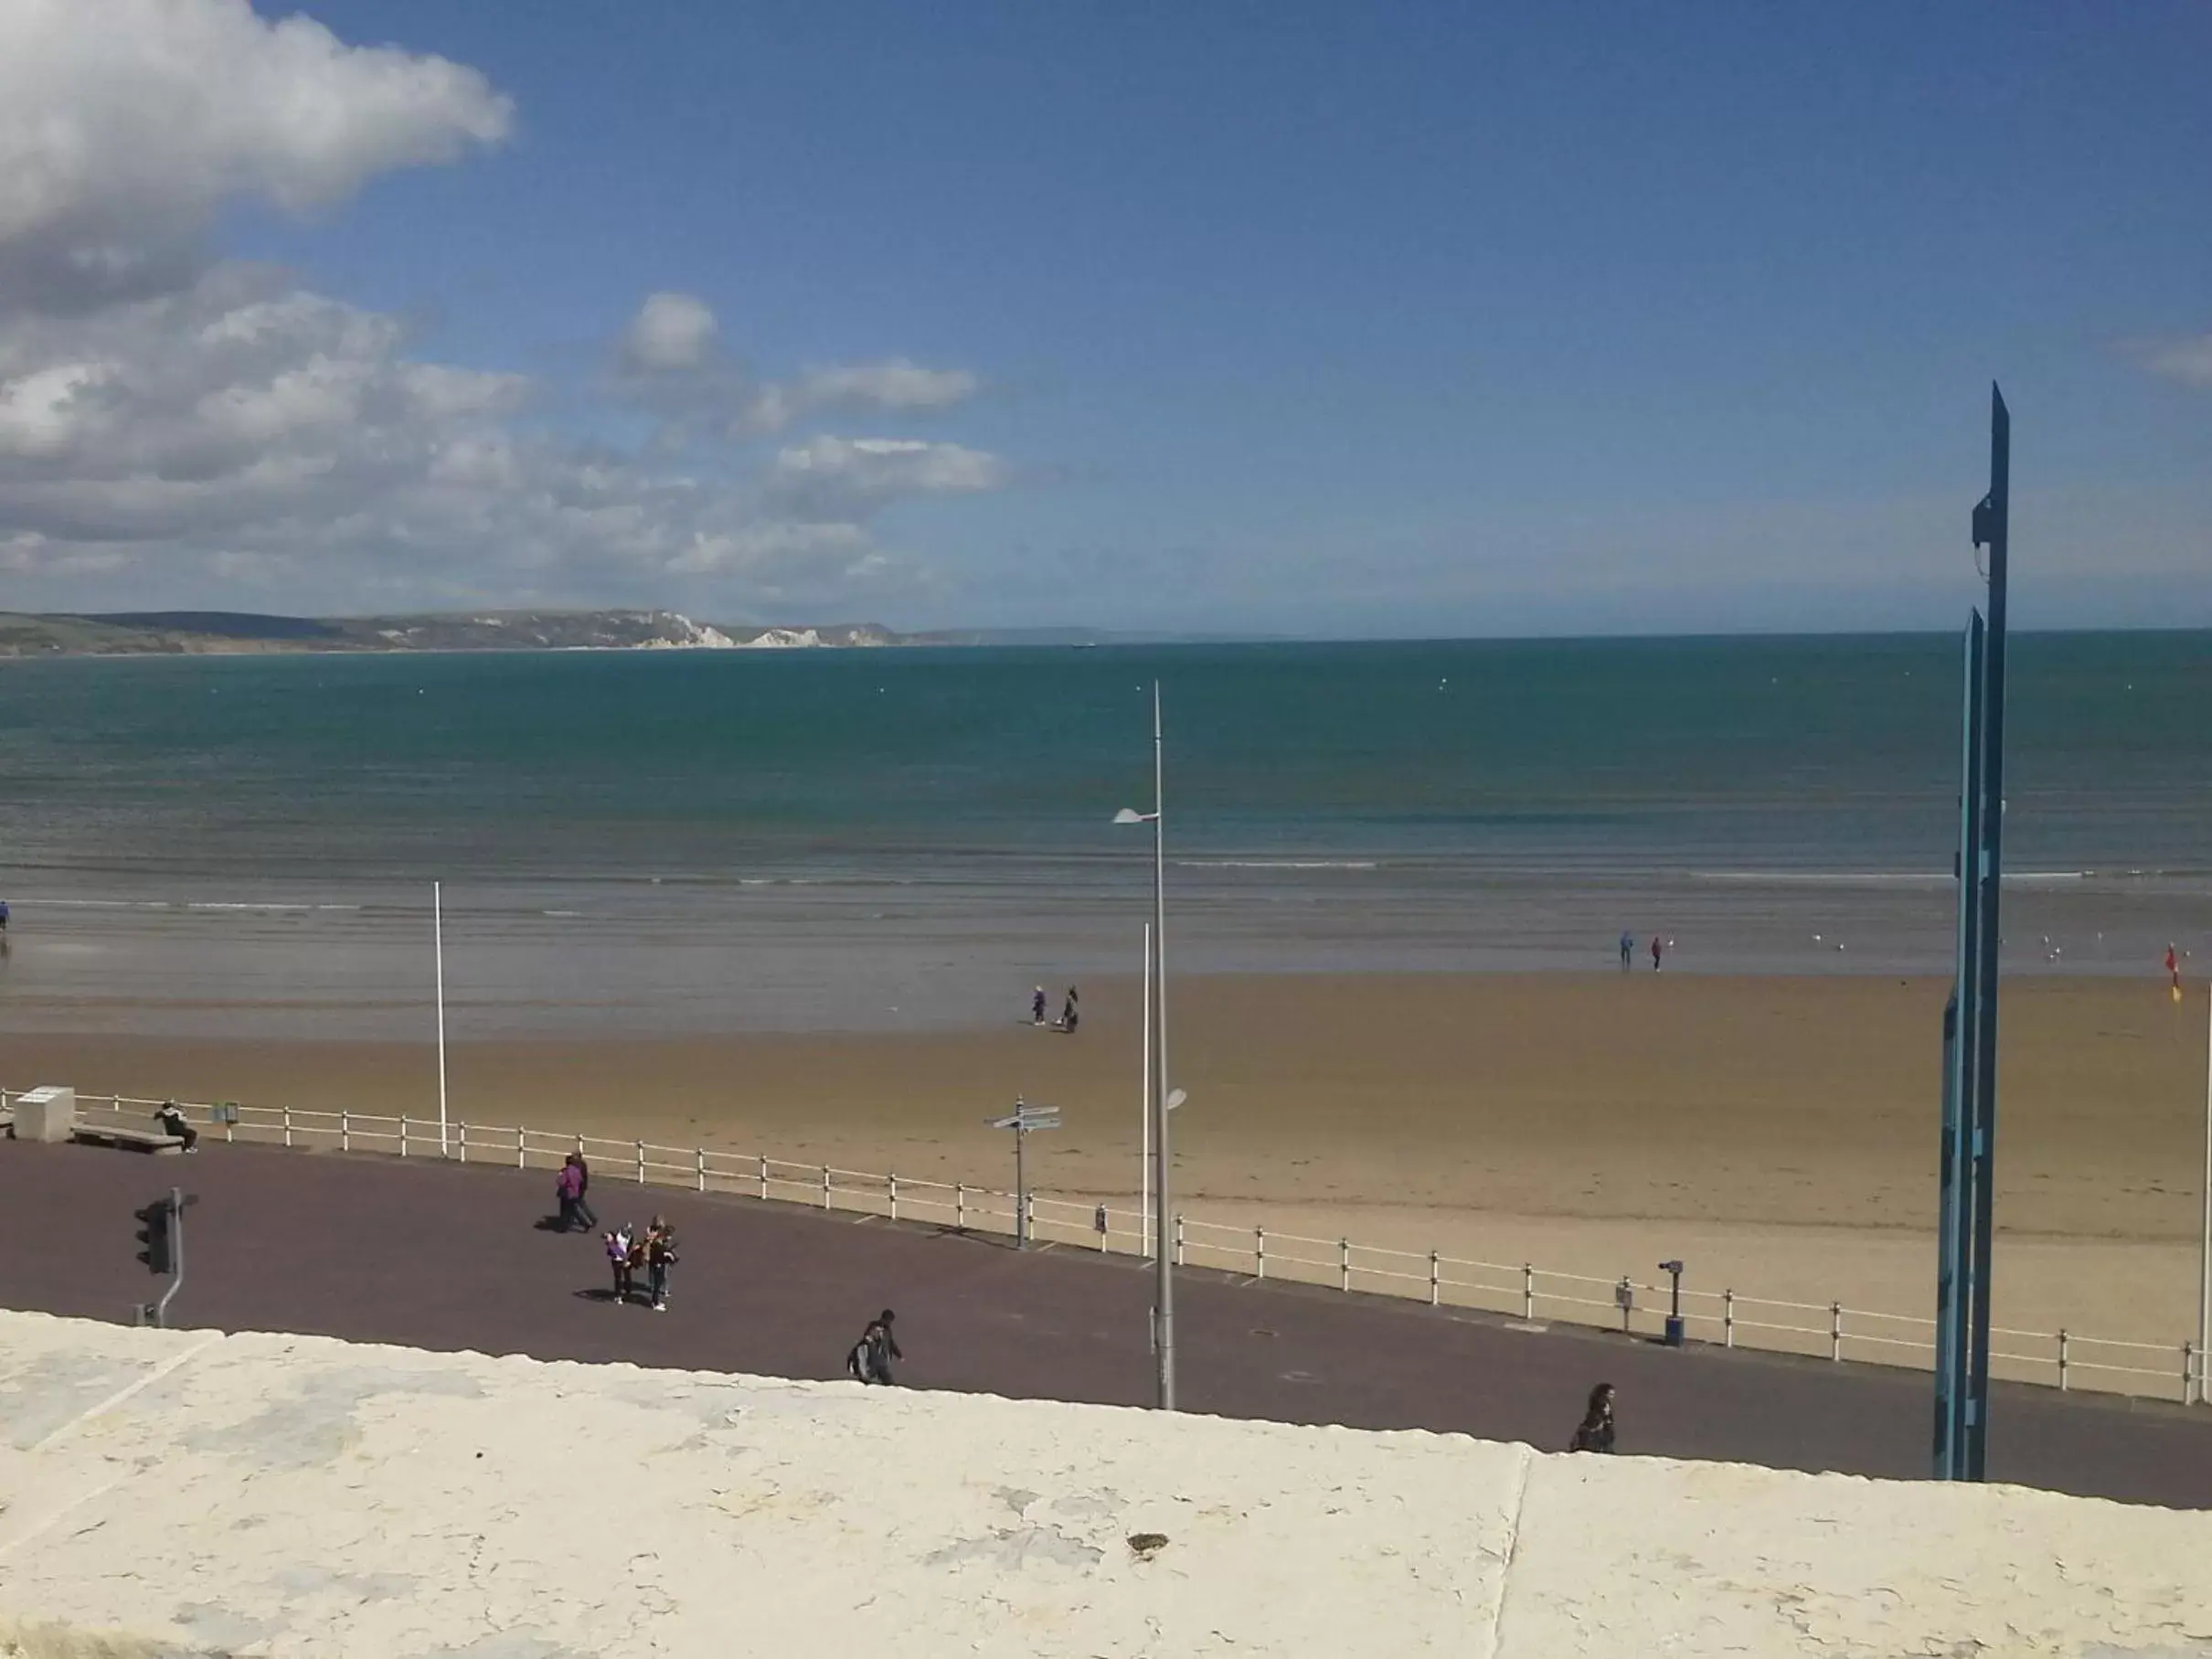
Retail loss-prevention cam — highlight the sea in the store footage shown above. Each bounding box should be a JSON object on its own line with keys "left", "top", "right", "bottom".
{"left": 1, "top": 633, "right": 2207, "bottom": 1038}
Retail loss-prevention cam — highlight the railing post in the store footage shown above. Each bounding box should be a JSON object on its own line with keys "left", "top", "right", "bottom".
{"left": 636, "top": 1140, "right": 646, "bottom": 1185}
{"left": 516, "top": 1125, "right": 526, "bottom": 1169}
{"left": 459, "top": 1122, "right": 469, "bottom": 1164}
{"left": 400, "top": 1116, "right": 410, "bottom": 1157}
{"left": 1723, "top": 1289, "right": 1736, "bottom": 1349}
{"left": 956, "top": 1183, "right": 967, "bottom": 1231}
{"left": 2185, "top": 1342, "right": 2197, "bottom": 1406}
{"left": 1255, "top": 1227, "right": 1266, "bottom": 1280}
{"left": 282, "top": 1105, "right": 293, "bottom": 1148}
{"left": 1429, "top": 1250, "right": 1441, "bottom": 1307}
{"left": 1174, "top": 1213, "right": 1186, "bottom": 1267}
{"left": 888, "top": 1174, "right": 899, "bottom": 1221}
{"left": 1618, "top": 1276, "right": 1633, "bottom": 1333}
{"left": 697, "top": 1148, "right": 707, "bottom": 1194}
{"left": 758, "top": 1154, "right": 769, "bottom": 1201}
{"left": 2057, "top": 1329, "right": 2069, "bottom": 1392}
{"left": 1024, "top": 1192, "right": 1036, "bottom": 1239}
{"left": 821, "top": 1165, "right": 831, "bottom": 1209}
{"left": 341, "top": 1111, "right": 351, "bottom": 1154}
{"left": 1339, "top": 1238, "right": 1351, "bottom": 1292}
{"left": 1523, "top": 1264, "right": 1536, "bottom": 1322}
{"left": 1830, "top": 1302, "right": 1844, "bottom": 1362}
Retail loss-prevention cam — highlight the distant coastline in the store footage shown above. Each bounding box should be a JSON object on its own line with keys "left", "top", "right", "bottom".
{"left": 0, "top": 609, "right": 1143, "bottom": 658}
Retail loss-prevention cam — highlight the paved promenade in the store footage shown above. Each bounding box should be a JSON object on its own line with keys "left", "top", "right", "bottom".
{"left": 1, "top": 1137, "right": 2206, "bottom": 1507}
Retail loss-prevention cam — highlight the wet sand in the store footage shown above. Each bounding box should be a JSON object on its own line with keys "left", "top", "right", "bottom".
{"left": 8, "top": 973, "right": 2206, "bottom": 1356}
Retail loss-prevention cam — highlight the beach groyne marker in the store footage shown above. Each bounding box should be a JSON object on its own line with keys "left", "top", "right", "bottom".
{"left": 1935, "top": 383, "right": 2011, "bottom": 1481}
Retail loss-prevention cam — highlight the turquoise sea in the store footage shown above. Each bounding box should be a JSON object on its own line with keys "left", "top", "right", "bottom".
{"left": 1, "top": 633, "right": 2207, "bottom": 1037}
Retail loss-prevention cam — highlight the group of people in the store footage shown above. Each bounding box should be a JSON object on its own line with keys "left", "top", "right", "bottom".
{"left": 602, "top": 1216, "right": 680, "bottom": 1312}
{"left": 1030, "top": 984, "right": 1079, "bottom": 1032}
{"left": 1618, "top": 932, "right": 1667, "bottom": 972}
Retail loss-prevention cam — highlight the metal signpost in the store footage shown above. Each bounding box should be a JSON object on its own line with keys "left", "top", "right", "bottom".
{"left": 1935, "top": 385, "right": 2010, "bottom": 1480}
{"left": 988, "top": 1098, "right": 1060, "bottom": 1249}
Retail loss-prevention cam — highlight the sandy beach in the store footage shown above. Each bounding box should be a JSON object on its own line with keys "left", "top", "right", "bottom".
{"left": 9, "top": 972, "right": 2206, "bottom": 1359}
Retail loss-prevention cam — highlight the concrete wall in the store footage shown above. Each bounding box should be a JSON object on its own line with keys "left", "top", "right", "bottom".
{"left": 0, "top": 1310, "right": 2203, "bottom": 1657}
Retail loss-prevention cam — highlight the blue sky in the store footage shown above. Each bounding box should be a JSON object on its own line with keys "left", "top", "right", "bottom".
{"left": 3, "top": 2, "right": 2207, "bottom": 633}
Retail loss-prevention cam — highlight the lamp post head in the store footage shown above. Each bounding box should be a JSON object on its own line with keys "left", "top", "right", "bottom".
{"left": 1165, "top": 1088, "right": 1188, "bottom": 1111}
{"left": 1113, "top": 808, "right": 1153, "bottom": 825}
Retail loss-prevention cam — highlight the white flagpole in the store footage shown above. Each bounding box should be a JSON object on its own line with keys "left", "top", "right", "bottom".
{"left": 1142, "top": 920, "right": 1154, "bottom": 1260}
{"left": 2197, "top": 980, "right": 2209, "bottom": 1405}
{"left": 435, "top": 880, "right": 450, "bottom": 1158}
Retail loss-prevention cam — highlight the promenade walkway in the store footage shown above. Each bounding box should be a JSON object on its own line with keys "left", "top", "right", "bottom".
{"left": 1, "top": 1137, "right": 2206, "bottom": 1508}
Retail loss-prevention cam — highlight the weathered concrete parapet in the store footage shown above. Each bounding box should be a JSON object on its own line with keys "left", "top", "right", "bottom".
{"left": 0, "top": 1310, "right": 2204, "bottom": 1656}
{"left": 9, "top": 1087, "right": 74, "bottom": 1144}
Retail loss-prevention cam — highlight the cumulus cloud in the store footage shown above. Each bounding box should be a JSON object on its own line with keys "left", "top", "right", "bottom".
{"left": 2134, "top": 333, "right": 2212, "bottom": 389}
{"left": 0, "top": 2, "right": 1010, "bottom": 617}
{"left": 0, "top": 0, "right": 511, "bottom": 312}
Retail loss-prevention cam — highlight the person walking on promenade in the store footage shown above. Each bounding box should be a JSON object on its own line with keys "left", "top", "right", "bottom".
{"left": 847, "top": 1308, "right": 903, "bottom": 1384}
{"left": 1619, "top": 931, "right": 1634, "bottom": 972}
{"left": 152, "top": 1101, "right": 199, "bottom": 1153}
{"left": 605, "top": 1224, "right": 634, "bottom": 1303}
{"left": 1650, "top": 935, "right": 1664, "bottom": 973}
{"left": 1569, "top": 1383, "right": 1617, "bottom": 1453}
{"left": 568, "top": 1151, "right": 600, "bottom": 1230}
{"left": 1031, "top": 985, "right": 1048, "bottom": 1026}
{"left": 645, "top": 1216, "right": 678, "bottom": 1312}
{"left": 554, "top": 1159, "right": 583, "bottom": 1232}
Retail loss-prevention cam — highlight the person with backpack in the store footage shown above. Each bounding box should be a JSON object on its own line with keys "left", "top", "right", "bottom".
{"left": 846, "top": 1309, "right": 902, "bottom": 1385}
{"left": 644, "top": 1216, "right": 677, "bottom": 1313}
{"left": 604, "top": 1224, "right": 633, "bottom": 1304}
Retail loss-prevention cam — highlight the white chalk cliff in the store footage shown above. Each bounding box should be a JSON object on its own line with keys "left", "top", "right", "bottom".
{"left": 0, "top": 1311, "right": 2204, "bottom": 1655}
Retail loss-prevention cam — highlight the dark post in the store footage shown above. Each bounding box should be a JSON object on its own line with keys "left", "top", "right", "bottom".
{"left": 1964, "top": 385, "right": 2010, "bottom": 1481}
{"left": 1935, "top": 613, "right": 1985, "bottom": 1479}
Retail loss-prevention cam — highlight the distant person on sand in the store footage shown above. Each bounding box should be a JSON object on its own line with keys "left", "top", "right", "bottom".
{"left": 1619, "top": 931, "right": 1633, "bottom": 972}
{"left": 848, "top": 1308, "right": 902, "bottom": 1384}
{"left": 605, "top": 1224, "right": 634, "bottom": 1303}
{"left": 645, "top": 1216, "right": 678, "bottom": 1312}
{"left": 1651, "top": 935, "right": 1664, "bottom": 973}
{"left": 1056, "top": 986, "right": 1080, "bottom": 1033}
{"left": 153, "top": 1101, "right": 198, "bottom": 1154}
{"left": 0, "top": 899, "right": 10, "bottom": 933}
{"left": 567, "top": 1151, "right": 600, "bottom": 1231}
{"left": 2167, "top": 943, "right": 2181, "bottom": 992}
{"left": 1569, "top": 1382, "right": 1616, "bottom": 1453}
{"left": 1031, "top": 985, "right": 1048, "bottom": 1026}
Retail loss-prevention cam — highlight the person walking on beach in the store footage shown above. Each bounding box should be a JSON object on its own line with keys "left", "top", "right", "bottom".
{"left": 2167, "top": 942, "right": 2182, "bottom": 993}
{"left": 567, "top": 1151, "right": 600, "bottom": 1231}
{"left": 847, "top": 1308, "right": 902, "bottom": 1384}
{"left": 1568, "top": 1383, "right": 1617, "bottom": 1453}
{"left": 1619, "top": 931, "right": 1634, "bottom": 972}
{"left": 153, "top": 1101, "right": 198, "bottom": 1153}
{"left": 644, "top": 1216, "right": 678, "bottom": 1312}
{"left": 1650, "top": 935, "right": 1664, "bottom": 973}
{"left": 1056, "top": 985, "right": 1080, "bottom": 1033}
{"left": 605, "top": 1224, "right": 634, "bottom": 1303}
{"left": 1031, "top": 985, "right": 1048, "bottom": 1026}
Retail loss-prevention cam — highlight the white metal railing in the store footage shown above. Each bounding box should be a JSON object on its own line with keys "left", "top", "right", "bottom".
{"left": 11, "top": 1086, "right": 2204, "bottom": 1407}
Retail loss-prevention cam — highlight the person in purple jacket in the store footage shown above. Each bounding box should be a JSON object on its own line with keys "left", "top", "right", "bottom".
{"left": 554, "top": 1159, "right": 584, "bottom": 1232}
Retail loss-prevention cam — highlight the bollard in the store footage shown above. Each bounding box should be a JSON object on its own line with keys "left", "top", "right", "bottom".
{"left": 1096, "top": 1205, "right": 1109, "bottom": 1251}
{"left": 697, "top": 1148, "right": 707, "bottom": 1194}
{"left": 341, "top": 1111, "right": 351, "bottom": 1154}
{"left": 1830, "top": 1303, "right": 1844, "bottom": 1362}
{"left": 956, "top": 1183, "right": 967, "bottom": 1231}
{"left": 401, "top": 1116, "right": 410, "bottom": 1157}
{"left": 1616, "top": 1276, "right": 1633, "bottom": 1333}
{"left": 888, "top": 1174, "right": 899, "bottom": 1221}
{"left": 1429, "top": 1250, "right": 1441, "bottom": 1307}
{"left": 1175, "top": 1213, "right": 1186, "bottom": 1266}
{"left": 636, "top": 1140, "right": 646, "bottom": 1185}
{"left": 2057, "top": 1329, "right": 2069, "bottom": 1392}
{"left": 1255, "top": 1227, "right": 1266, "bottom": 1280}
{"left": 1523, "top": 1264, "right": 1536, "bottom": 1322}
{"left": 1723, "top": 1288, "right": 1736, "bottom": 1348}
{"left": 516, "top": 1125, "right": 526, "bottom": 1169}
{"left": 1339, "top": 1238, "right": 1351, "bottom": 1292}
{"left": 758, "top": 1154, "right": 769, "bottom": 1201}
{"left": 283, "top": 1105, "right": 293, "bottom": 1148}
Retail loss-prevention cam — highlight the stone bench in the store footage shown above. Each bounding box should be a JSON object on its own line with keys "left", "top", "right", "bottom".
{"left": 70, "top": 1123, "right": 185, "bottom": 1155}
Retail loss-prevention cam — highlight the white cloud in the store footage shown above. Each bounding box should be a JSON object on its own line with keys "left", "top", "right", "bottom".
{"left": 2135, "top": 333, "right": 2212, "bottom": 389}
{"left": 0, "top": 0, "right": 511, "bottom": 311}
{"left": 0, "top": 3, "right": 1011, "bottom": 618}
